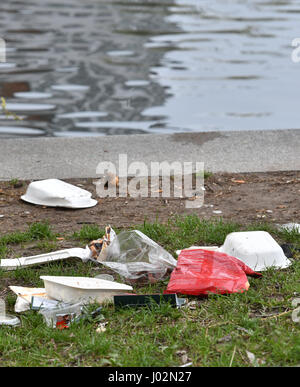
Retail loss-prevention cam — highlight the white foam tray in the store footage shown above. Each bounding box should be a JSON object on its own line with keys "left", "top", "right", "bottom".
{"left": 40, "top": 276, "right": 133, "bottom": 304}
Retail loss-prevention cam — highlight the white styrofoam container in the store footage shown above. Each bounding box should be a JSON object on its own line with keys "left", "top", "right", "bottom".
{"left": 21, "top": 179, "right": 97, "bottom": 209}
{"left": 279, "top": 223, "right": 300, "bottom": 233}
{"left": 40, "top": 276, "right": 133, "bottom": 304}
{"left": 218, "top": 231, "right": 291, "bottom": 271}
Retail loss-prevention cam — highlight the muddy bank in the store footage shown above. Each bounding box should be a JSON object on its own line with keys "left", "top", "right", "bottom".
{"left": 0, "top": 170, "right": 299, "bottom": 235}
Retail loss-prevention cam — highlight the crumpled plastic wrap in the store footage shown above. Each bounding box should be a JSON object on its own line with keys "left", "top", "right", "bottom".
{"left": 99, "top": 230, "right": 177, "bottom": 284}
{"left": 39, "top": 302, "right": 82, "bottom": 329}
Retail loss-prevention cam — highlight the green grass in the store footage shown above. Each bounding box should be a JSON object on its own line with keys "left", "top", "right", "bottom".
{"left": 0, "top": 216, "right": 299, "bottom": 367}
{"left": 71, "top": 224, "right": 105, "bottom": 242}
{"left": 0, "top": 221, "right": 55, "bottom": 246}
{"left": 0, "top": 222, "right": 56, "bottom": 259}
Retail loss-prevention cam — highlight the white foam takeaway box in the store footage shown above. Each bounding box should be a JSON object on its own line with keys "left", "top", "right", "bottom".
{"left": 21, "top": 179, "right": 97, "bottom": 209}
{"left": 40, "top": 276, "right": 133, "bottom": 304}
{"left": 218, "top": 231, "right": 291, "bottom": 271}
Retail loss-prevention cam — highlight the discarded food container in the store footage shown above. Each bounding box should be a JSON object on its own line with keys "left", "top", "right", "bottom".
{"left": 40, "top": 276, "right": 133, "bottom": 304}
{"left": 0, "top": 298, "right": 20, "bottom": 327}
{"left": 101, "top": 230, "right": 177, "bottom": 284}
{"left": 21, "top": 179, "right": 97, "bottom": 208}
{"left": 165, "top": 249, "right": 261, "bottom": 296}
{"left": 218, "top": 231, "right": 291, "bottom": 271}
{"left": 278, "top": 223, "right": 300, "bottom": 233}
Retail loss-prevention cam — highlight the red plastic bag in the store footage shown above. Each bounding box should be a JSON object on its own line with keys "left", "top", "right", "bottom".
{"left": 165, "top": 249, "right": 262, "bottom": 295}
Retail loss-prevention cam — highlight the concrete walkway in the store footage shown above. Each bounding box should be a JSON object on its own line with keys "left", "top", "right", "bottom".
{"left": 0, "top": 129, "right": 299, "bottom": 180}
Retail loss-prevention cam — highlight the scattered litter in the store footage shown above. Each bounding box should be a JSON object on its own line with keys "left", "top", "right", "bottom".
{"left": 180, "top": 362, "right": 193, "bottom": 367}
{"left": 40, "top": 275, "right": 133, "bottom": 304}
{"left": 89, "top": 225, "right": 116, "bottom": 261}
{"left": 1, "top": 216, "right": 296, "bottom": 345}
{"left": 9, "top": 286, "right": 48, "bottom": 312}
{"left": 0, "top": 298, "right": 20, "bottom": 327}
{"left": 219, "top": 231, "right": 291, "bottom": 271}
{"left": 96, "top": 322, "right": 107, "bottom": 333}
{"left": 246, "top": 351, "right": 257, "bottom": 366}
{"left": 278, "top": 223, "right": 300, "bottom": 233}
{"left": 39, "top": 302, "right": 83, "bottom": 329}
{"left": 21, "top": 178, "right": 97, "bottom": 208}
{"left": 0, "top": 225, "right": 116, "bottom": 271}
{"left": 245, "top": 350, "right": 265, "bottom": 367}
{"left": 30, "top": 296, "right": 70, "bottom": 311}
{"left": 58, "top": 304, "right": 104, "bottom": 326}
{"left": 1, "top": 245, "right": 94, "bottom": 270}
{"left": 231, "top": 179, "right": 246, "bottom": 184}
{"left": 176, "top": 350, "right": 189, "bottom": 364}
{"left": 165, "top": 249, "right": 261, "bottom": 296}
{"left": 213, "top": 210, "right": 222, "bottom": 214}
{"left": 113, "top": 293, "right": 186, "bottom": 309}
{"left": 98, "top": 230, "right": 177, "bottom": 284}
{"left": 0, "top": 215, "right": 4, "bottom": 218}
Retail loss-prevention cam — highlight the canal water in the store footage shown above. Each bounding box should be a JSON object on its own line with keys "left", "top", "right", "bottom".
{"left": 0, "top": 0, "right": 300, "bottom": 137}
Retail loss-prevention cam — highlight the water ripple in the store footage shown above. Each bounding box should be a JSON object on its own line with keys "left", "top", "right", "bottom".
{"left": 0, "top": 0, "right": 299, "bottom": 137}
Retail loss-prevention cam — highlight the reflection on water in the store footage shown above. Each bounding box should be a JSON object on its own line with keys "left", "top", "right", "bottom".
{"left": 0, "top": 0, "right": 300, "bottom": 137}
{"left": 5, "top": 103, "right": 56, "bottom": 111}
{"left": 13, "top": 91, "right": 53, "bottom": 99}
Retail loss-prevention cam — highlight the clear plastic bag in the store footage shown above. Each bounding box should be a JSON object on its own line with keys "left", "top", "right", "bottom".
{"left": 39, "top": 302, "right": 82, "bottom": 328}
{"left": 101, "top": 230, "right": 177, "bottom": 284}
